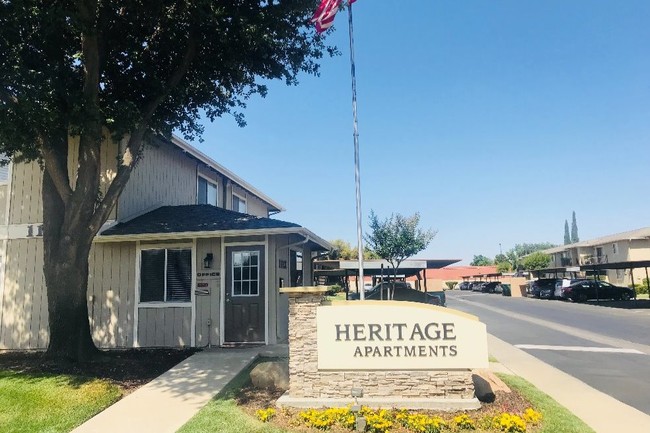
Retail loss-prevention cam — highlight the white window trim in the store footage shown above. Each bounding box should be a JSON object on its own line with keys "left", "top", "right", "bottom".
{"left": 197, "top": 175, "right": 218, "bottom": 206}
{"left": 231, "top": 250, "right": 260, "bottom": 298}
{"left": 135, "top": 243, "right": 196, "bottom": 306}
{"left": 232, "top": 192, "right": 247, "bottom": 213}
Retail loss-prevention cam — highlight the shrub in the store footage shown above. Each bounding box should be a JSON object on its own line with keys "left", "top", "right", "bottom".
{"left": 445, "top": 281, "right": 458, "bottom": 290}
{"left": 326, "top": 284, "right": 343, "bottom": 296}
{"left": 364, "top": 409, "right": 393, "bottom": 433}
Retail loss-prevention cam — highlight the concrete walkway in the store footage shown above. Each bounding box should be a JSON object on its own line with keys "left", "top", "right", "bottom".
{"left": 71, "top": 337, "right": 650, "bottom": 433}
{"left": 71, "top": 346, "right": 287, "bottom": 433}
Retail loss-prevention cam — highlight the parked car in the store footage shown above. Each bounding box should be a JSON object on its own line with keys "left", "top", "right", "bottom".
{"left": 481, "top": 281, "right": 501, "bottom": 293}
{"left": 458, "top": 281, "right": 472, "bottom": 291}
{"left": 363, "top": 282, "right": 374, "bottom": 292}
{"left": 528, "top": 279, "right": 559, "bottom": 298}
{"left": 564, "top": 280, "right": 635, "bottom": 302}
{"left": 470, "top": 281, "right": 485, "bottom": 292}
{"left": 554, "top": 278, "right": 585, "bottom": 299}
{"left": 366, "top": 282, "right": 446, "bottom": 306}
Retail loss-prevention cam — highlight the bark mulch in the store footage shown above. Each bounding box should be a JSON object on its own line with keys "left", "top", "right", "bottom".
{"left": 0, "top": 348, "right": 197, "bottom": 392}
{"left": 235, "top": 383, "right": 535, "bottom": 433}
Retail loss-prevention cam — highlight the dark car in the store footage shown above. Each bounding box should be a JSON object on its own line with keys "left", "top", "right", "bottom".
{"left": 481, "top": 281, "right": 501, "bottom": 293}
{"left": 366, "top": 282, "right": 446, "bottom": 306}
{"left": 528, "top": 279, "right": 559, "bottom": 298}
{"left": 470, "top": 281, "right": 485, "bottom": 292}
{"left": 554, "top": 278, "right": 586, "bottom": 300}
{"left": 564, "top": 280, "right": 635, "bottom": 302}
{"left": 458, "top": 281, "right": 472, "bottom": 291}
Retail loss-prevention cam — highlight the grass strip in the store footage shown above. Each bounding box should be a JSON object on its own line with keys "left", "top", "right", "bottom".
{"left": 0, "top": 370, "right": 121, "bottom": 433}
{"left": 497, "top": 373, "right": 595, "bottom": 433}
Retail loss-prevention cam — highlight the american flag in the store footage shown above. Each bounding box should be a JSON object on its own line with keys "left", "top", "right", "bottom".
{"left": 312, "top": 0, "right": 356, "bottom": 33}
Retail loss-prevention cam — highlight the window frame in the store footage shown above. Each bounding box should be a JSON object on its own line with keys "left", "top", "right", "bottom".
{"left": 232, "top": 193, "right": 247, "bottom": 213}
{"left": 231, "top": 250, "right": 260, "bottom": 298}
{"left": 138, "top": 245, "right": 193, "bottom": 306}
{"left": 197, "top": 175, "right": 218, "bottom": 206}
{"left": 0, "top": 154, "right": 11, "bottom": 185}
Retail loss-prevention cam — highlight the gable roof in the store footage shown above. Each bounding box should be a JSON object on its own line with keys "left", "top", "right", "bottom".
{"left": 543, "top": 227, "right": 650, "bottom": 254}
{"left": 99, "top": 205, "right": 330, "bottom": 250}
{"left": 170, "top": 136, "right": 284, "bottom": 213}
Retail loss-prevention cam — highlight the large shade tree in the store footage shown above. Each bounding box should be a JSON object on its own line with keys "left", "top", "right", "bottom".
{"left": 0, "top": 0, "right": 331, "bottom": 361}
{"left": 365, "top": 211, "right": 436, "bottom": 299}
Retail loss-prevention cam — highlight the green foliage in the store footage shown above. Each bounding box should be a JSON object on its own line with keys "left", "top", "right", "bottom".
{"left": 521, "top": 251, "right": 551, "bottom": 271}
{"left": 504, "top": 243, "right": 557, "bottom": 271}
{"left": 0, "top": 371, "right": 121, "bottom": 433}
{"left": 564, "top": 220, "right": 571, "bottom": 245}
{"left": 496, "top": 261, "right": 512, "bottom": 273}
{"left": 571, "top": 211, "right": 579, "bottom": 243}
{"left": 629, "top": 278, "right": 649, "bottom": 295}
{"left": 0, "top": 1, "right": 332, "bottom": 154}
{"left": 444, "top": 281, "right": 457, "bottom": 290}
{"left": 327, "top": 240, "right": 380, "bottom": 260}
{"left": 365, "top": 210, "right": 436, "bottom": 271}
{"left": 470, "top": 254, "right": 493, "bottom": 266}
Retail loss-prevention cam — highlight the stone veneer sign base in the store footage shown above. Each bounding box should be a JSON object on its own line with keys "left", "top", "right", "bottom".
{"left": 277, "top": 286, "right": 488, "bottom": 411}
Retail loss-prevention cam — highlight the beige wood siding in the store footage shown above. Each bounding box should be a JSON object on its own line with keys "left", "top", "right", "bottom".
{"left": 195, "top": 237, "right": 221, "bottom": 347}
{"left": 137, "top": 307, "right": 191, "bottom": 347}
{"left": 268, "top": 235, "right": 292, "bottom": 344}
{"left": 118, "top": 141, "right": 196, "bottom": 220}
{"left": 627, "top": 239, "right": 650, "bottom": 261}
{"left": 88, "top": 242, "right": 136, "bottom": 348}
{"left": 0, "top": 184, "right": 7, "bottom": 223}
{"left": 0, "top": 238, "right": 47, "bottom": 349}
{"left": 231, "top": 184, "right": 270, "bottom": 217}
{"left": 8, "top": 161, "right": 43, "bottom": 225}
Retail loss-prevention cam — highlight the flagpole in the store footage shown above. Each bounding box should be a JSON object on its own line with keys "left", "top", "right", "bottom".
{"left": 347, "top": 2, "right": 365, "bottom": 300}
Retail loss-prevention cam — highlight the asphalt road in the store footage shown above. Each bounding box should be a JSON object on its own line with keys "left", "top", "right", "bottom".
{"left": 446, "top": 290, "right": 650, "bottom": 416}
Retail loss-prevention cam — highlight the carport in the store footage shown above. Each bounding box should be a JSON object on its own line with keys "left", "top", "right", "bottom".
{"left": 313, "top": 258, "right": 459, "bottom": 298}
{"left": 579, "top": 260, "right": 650, "bottom": 290}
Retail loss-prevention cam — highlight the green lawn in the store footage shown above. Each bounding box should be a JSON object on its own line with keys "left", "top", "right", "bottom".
{"left": 498, "top": 374, "right": 595, "bottom": 433}
{"left": 178, "top": 367, "right": 594, "bottom": 433}
{"left": 0, "top": 370, "right": 121, "bottom": 433}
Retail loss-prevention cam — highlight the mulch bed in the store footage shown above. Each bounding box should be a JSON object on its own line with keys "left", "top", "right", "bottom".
{"left": 235, "top": 383, "right": 535, "bottom": 432}
{"left": 0, "top": 348, "right": 196, "bottom": 392}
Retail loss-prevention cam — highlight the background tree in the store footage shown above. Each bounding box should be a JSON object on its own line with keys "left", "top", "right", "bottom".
{"left": 327, "top": 239, "right": 356, "bottom": 260}
{"left": 470, "top": 255, "right": 493, "bottom": 266}
{"left": 0, "top": 1, "right": 331, "bottom": 361}
{"left": 496, "top": 261, "right": 512, "bottom": 273}
{"left": 564, "top": 220, "right": 571, "bottom": 245}
{"left": 326, "top": 240, "right": 379, "bottom": 260}
{"left": 571, "top": 211, "right": 579, "bottom": 243}
{"left": 521, "top": 251, "right": 551, "bottom": 271}
{"left": 365, "top": 211, "right": 435, "bottom": 299}
{"left": 504, "top": 242, "right": 556, "bottom": 271}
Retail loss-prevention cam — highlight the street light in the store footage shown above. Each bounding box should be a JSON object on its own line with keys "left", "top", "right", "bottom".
{"left": 499, "top": 243, "right": 502, "bottom": 255}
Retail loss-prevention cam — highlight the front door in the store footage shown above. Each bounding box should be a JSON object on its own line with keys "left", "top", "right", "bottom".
{"left": 224, "top": 246, "right": 265, "bottom": 343}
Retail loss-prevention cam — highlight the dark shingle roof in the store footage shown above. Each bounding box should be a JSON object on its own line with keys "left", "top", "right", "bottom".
{"left": 101, "top": 205, "right": 300, "bottom": 237}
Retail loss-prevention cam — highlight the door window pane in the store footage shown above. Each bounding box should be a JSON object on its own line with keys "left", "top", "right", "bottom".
{"left": 232, "top": 250, "right": 259, "bottom": 296}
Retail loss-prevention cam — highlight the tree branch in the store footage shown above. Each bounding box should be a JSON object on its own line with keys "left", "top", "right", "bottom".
{"left": 42, "top": 141, "right": 73, "bottom": 206}
{"left": 88, "top": 36, "right": 198, "bottom": 234}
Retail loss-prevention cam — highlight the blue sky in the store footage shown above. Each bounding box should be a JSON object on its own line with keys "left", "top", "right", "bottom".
{"left": 192, "top": 0, "right": 650, "bottom": 263}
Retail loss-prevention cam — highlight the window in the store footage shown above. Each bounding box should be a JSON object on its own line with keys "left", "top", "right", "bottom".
{"left": 0, "top": 154, "right": 10, "bottom": 184}
{"left": 140, "top": 248, "right": 192, "bottom": 303}
{"left": 232, "top": 194, "right": 247, "bottom": 213}
{"left": 197, "top": 177, "right": 218, "bottom": 206}
{"left": 612, "top": 243, "right": 618, "bottom": 254}
{"left": 232, "top": 251, "right": 259, "bottom": 296}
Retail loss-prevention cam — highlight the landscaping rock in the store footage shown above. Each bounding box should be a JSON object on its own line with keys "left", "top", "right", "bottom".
{"left": 250, "top": 360, "right": 289, "bottom": 390}
{"left": 472, "top": 373, "right": 495, "bottom": 403}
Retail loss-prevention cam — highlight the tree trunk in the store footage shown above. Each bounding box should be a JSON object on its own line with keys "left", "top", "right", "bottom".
{"left": 43, "top": 167, "right": 98, "bottom": 361}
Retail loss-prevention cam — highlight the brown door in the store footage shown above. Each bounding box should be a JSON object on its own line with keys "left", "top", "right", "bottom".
{"left": 224, "top": 246, "right": 265, "bottom": 343}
